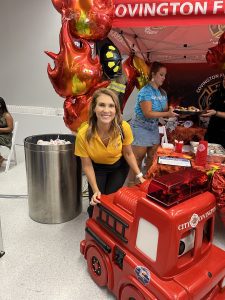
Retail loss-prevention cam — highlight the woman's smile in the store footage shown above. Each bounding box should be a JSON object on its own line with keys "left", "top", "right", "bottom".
{"left": 95, "top": 94, "right": 116, "bottom": 124}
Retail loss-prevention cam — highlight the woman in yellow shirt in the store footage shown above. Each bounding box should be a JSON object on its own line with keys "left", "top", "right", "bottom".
{"left": 75, "top": 88, "right": 145, "bottom": 217}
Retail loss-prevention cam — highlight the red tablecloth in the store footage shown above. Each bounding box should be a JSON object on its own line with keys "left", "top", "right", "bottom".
{"left": 146, "top": 146, "right": 221, "bottom": 179}
{"left": 211, "top": 168, "right": 225, "bottom": 228}
{"left": 167, "top": 126, "right": 206, "bottom": 145}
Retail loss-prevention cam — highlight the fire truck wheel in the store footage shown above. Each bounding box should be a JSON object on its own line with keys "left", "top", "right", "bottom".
{"left": 86, "top": 246, "right": 108, "bottom": 287}
{"left": 120, "top": 284, "right": 145, "bottom": 300}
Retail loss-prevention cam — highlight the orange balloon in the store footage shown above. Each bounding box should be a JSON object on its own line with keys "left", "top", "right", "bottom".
{"left": 133, "top": 56, "right": 150, "bottom": 90}
{"left": 120, "top": 55, "right": 139, "bottom": 111}
{"left": 52, "top": 0, "right": 114, "bottom": 41}
{"left": 45, "top": 20, "right": 103, "bottom": 98}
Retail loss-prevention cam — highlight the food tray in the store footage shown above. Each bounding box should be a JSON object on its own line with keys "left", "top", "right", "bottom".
{"left": 190, "top": 141, "right": 225, "bottom": 163}
{"left": 174, "top": 109, "right": 203, "bottom": 115}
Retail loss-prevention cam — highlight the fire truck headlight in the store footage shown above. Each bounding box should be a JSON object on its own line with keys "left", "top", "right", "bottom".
{"left": 178, "top": 230, "right": 195, "bottom": 257}
{"left": 220, "top": 277, "right": 225, "bottom": 290}
{"left": 179, "top": 241, "right": 185, "bottom": 256}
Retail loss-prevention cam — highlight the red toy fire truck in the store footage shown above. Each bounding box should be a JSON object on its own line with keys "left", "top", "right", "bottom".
{"left": 80, "top": 169, "right": 225, "bottom": 299}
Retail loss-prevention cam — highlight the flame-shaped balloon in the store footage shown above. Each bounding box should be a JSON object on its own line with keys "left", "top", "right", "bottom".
{"left": 45, "top": 20, "right": 103, "bottom": 98}
{"left": 51, "top": 0, "right": 63, "bottom": 13}
{"left": 52, "top": 0, "right": 114, "bottom": 41}
{"left": 206, "top": 31, "right": 225, "bottom": 71}
{"left": 64, "top": 95, "right": 89, "bottom": 132}
{"left": 63, "top": 80, "right": 110, "bottom": 132}
{"left": 120, "top": 54, "right": 140, "bottom": 112}
{"left": 133, "top": 55, "right": 150, "bottom": 90}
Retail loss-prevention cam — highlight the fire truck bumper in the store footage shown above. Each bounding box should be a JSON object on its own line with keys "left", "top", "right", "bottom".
{"left": 174, "top": 245, "right": 225, "bottom": 299}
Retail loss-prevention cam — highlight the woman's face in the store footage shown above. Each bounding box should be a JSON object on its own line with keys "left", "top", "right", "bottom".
{"left": 152, "top": 67, "right": 167, "bottom": 87}
{"left": 94, "top": 93, "right": 116, "bottom": 125}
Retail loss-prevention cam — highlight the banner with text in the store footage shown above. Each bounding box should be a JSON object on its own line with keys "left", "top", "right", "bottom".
{"left": 113, "top": 0, "right": 225, "bottom": 27}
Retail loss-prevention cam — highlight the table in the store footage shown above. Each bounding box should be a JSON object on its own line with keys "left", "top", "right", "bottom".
{"left": 146, "top": 146, "right": 221, "bottom": 179}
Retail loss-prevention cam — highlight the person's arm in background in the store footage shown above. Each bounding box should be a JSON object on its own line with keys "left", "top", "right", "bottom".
{"left": 122, "top": 144, "right": 145, "bottom": 183}
{"left": 202, "top": 109, "right": 225, "bottom": 119}
{"left": 140, "top": 101, "right": 178, "bottom": 118}
{"left": 0, "top": 113, "right": 13, "bottom": 133}
{"left": 80, "top": 157, "right": 101, "bottom": 205}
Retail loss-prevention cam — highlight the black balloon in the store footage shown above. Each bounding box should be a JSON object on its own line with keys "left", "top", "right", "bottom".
{"left": 97, "top": 38, "right": 122, "bottom": 79}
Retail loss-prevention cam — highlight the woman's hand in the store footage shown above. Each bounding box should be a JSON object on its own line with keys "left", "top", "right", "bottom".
{"left": 138, "top": 176, "right": 146, "bottom": 184}
{"left": 201, "top": 109, "right": 216, "bottom": 117}
{"left": 167, "top": 108, "right": 179, "bottom": 118}
{"left": 90, "top": 191, "right": 101, "bottom": 206}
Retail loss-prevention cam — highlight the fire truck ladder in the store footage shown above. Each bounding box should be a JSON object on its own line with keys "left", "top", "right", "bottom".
{"left": 97, "top": 204, "right": 129, "bottom": 243}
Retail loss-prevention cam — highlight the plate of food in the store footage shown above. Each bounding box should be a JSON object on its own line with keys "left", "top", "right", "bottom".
{"left": 174, "top": 106, "right": 203, "bottom": 115}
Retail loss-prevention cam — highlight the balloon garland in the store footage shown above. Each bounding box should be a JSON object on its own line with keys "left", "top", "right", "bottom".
{"left": 46, "top": 0, "right": 114, "bottom": 132}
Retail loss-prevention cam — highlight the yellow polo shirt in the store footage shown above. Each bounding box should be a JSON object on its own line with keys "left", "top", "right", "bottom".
{"left": 75, "top": 121, "right": 133, "bottom": 164}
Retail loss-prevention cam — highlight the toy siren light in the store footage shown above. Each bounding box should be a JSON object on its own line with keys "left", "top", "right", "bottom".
{"left": 147, "top": 169, "right": 209, "bottom": 207}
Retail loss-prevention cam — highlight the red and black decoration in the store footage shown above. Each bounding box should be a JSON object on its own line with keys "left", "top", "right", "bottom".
{"left": 97, "top": 38, "right": 123, "bottom": 79}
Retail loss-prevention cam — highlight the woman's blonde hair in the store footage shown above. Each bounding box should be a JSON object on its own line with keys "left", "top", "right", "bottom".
{"left": 86, "top": 88, "right": 123, "bottom": 142}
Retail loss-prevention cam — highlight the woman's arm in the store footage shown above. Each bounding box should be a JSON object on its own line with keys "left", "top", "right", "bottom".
{"left": 80, "top": 157, "right": 101, "bottom": 205}
{"left": 122, "top": 145, "right": 145, "bottom": 183}
{"left": 0, "top": 113, "right": 13, "bottom": 133}
{"left": 202, "top": 109, "right": 225, "bottom": 119}
{"left": 140, "top": 101, "right": 177, "bottom": 118}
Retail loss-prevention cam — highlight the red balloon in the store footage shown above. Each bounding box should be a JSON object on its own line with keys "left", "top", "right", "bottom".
{"left": 120, "top": 55, "right": 140, "bottom": 112}
{"left": 45, "top": 20, "right": 103, "bottom": 98}
{"left": 52, "top": 0, "right": 114, "bottom": 41}
{"left": 63, "top": 80, "right": 110, "bottom": 132}
{"left": 51, "top": 0, "right": 63, "bottom": 13}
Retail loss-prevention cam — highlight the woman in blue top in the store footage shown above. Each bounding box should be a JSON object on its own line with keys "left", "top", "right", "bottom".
{"left": 128, "top": 62, "right": 178, "bottom": 184}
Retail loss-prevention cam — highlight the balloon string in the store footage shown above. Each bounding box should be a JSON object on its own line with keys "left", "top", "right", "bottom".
{"left": 146, "top": 52, "right": 151, "bottom": 64}
{"left": 134, "top": 35, "right": 146, "bottom": 61}
{"left": 120, "top": 31, "right": 134, "bottom": 54}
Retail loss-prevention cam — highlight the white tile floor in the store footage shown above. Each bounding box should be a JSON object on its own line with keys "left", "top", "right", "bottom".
{"left": 0, "top": 145, "right": 114, "bottom": 300}
{"left": 0, "top": 145, "right": 224, "bottom": 300}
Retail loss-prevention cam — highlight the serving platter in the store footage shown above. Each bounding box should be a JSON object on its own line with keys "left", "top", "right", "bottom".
{"left": 174, "top": 109, "right": 203, "bottom": 115}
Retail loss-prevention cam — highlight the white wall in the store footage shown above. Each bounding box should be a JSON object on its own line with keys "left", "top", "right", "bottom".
{"left": 0, "top": 0, "right": 62, "bottom": 108}
{"left": 12, "top": 113, "right": 70, "bottom": 145}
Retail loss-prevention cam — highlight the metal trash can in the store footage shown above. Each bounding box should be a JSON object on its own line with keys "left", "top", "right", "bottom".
{"left": 24, "top": 134, "right": 82, "bottom": 224}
